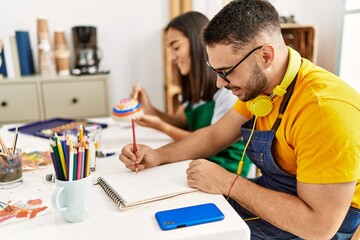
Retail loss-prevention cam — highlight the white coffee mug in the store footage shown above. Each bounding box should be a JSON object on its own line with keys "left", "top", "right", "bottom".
{"left": 52, "top": 174, "right": 92, "bottom": 222}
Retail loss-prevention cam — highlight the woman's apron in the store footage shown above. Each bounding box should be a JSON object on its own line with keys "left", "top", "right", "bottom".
{"left": 185, "top": 101, "right": 252, "bottom": 176}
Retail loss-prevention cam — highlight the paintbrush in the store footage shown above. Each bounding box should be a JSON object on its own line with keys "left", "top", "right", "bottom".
{"left": 132, "top": 82, "right": 141, "bottom": 100}
{"left": 11, "top": 125, "right": 19, "bottom": 155}
{"left": 0, "top": 200, "right": 13, "bottom": 212}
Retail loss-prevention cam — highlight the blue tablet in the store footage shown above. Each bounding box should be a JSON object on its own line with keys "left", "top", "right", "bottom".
{"left": 155, "top": 203, "right": 225, "bottom": 230}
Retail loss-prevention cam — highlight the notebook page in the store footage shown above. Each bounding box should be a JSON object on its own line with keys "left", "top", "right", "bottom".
{"left": 99, "top": 160, "right": 198, "bottom": 208}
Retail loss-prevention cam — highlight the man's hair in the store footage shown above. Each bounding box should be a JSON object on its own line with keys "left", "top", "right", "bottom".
{"left": 202, "top": 0, "right": 282, "bottom": 50}
{"left": 166, "top": 11, "right": 218, "bottom": 104}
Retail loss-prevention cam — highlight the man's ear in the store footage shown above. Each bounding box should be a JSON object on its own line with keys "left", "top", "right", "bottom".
{"left": 261, "top": 44, "right": 275, "bottom": 69}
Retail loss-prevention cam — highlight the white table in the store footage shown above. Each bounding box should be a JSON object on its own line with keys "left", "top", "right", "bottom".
{"left": 0, "top": 117, "right": 250, "bottom": 240}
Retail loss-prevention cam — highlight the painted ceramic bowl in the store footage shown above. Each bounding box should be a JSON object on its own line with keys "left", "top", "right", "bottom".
{"left": 112, "top": 98, "right": 143, "bottom": 122}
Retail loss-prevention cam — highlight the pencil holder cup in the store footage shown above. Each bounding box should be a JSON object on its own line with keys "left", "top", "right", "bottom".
{"left": 52, "top": 174, "right": 93, "bottom": 223}
{"left": 0, "top": 148, "right": 23, "bottom": 189}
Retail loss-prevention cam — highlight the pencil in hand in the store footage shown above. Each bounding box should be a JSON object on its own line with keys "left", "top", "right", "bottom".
{"left": 131, "top": 119, "right": 138, "bottom": 174}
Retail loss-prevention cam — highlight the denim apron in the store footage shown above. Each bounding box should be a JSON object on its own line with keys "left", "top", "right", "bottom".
{"left": 185, "top": 100, "right": 252, "bottom": 176}
{"left": 230, "top": 80, "right": 360, "bottom": 239}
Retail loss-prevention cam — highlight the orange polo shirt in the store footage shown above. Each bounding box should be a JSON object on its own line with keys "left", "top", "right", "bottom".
{"left": 234, "top": 58, "right": 360, "bottom": 208}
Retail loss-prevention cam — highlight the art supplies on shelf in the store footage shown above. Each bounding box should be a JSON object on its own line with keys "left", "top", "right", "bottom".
{"left": 37, "top": 17, "right": 57, "bottom": 76}
{"left": 8, "top": 117, "right": 107, "bottom": 139}
{"left": 96, "top": 160, "right": 198, "bottom": 210}
{"left": 0, "top": 196, "right": 49, "bottom": 225}
{"left": 49, "top": 126, "right": 95, "bottom": 181}
{"left": 9, "top": 35, "right": 21, "bottom": 77}
{"left": 0, "top": 38, "right": 8, "bottom": 78}
{"left": 54, "top": 30, "right": 70, "bottom": 76}
{"left": 15, "top": 31, "right": 35, "bottom": 76}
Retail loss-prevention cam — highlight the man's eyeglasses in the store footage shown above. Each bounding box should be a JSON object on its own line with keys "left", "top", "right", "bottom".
{"left": 207, "top": 45, "right": 263, "bottom": 83}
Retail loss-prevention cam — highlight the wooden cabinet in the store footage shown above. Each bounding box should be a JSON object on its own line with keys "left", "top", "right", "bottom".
{"left": 281, "top": 24, "right": 317, "bottom": 63}
{"left": 0, "top": 80, "right": 42, "bottom": 123}
{"left": 0, "top": 74, "right": 109, "bottom": 124}
{"left": 41, "top": 76, "right": 109, "bottom": 119}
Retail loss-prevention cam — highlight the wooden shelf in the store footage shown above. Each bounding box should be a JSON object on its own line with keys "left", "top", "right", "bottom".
{"left": 0, "top": 74, "right": 110, "bottom": 124}
{"left": 163, "top": 0, "right": 192, "bottom": 114}
{"left": 281, "top": 23, "right": 317, "bottom": 63}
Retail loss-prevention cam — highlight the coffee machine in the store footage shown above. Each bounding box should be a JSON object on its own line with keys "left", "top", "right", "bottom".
{"left": 72, "top": 26, "right": 101, "bottom": 75}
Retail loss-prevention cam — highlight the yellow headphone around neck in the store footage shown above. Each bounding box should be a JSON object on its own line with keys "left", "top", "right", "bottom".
{"left": 246, "top": 47, "right": 302, "bottom": 117}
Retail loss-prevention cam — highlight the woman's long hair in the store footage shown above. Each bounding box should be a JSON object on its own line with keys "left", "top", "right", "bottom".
{"left": 166, "top": 11, "right": 218, "bottom": 104}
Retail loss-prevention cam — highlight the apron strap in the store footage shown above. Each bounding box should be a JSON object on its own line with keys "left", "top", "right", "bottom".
{"left": 271, "top": 75, "right": 297, "bottom": 131}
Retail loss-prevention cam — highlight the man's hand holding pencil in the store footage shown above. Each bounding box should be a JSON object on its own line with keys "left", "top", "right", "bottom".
{"left": 119, "top": 142, "right": 163, "bottom": 172}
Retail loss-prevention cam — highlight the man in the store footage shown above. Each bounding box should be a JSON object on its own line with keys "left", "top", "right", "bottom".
{"left": 120, "top": 0, "right": 360, "bottom": 239}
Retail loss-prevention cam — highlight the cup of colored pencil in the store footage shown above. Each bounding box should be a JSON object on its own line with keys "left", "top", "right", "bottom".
{"left": 49, "top": 125, "right": 95, "bottom": 181}
{"left": 50, "top": 125, "right": 94, "bottom": 222}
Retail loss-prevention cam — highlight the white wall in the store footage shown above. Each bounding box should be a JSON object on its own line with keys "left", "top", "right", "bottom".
{"left": 193, "top": 0, "right": 224, "bottom": 19}
{"left": 0, "top": 0, "right": 344, "bottom": 115}
{"left": 195, "top": 0, "right": 343, "bottom": 74}
{"left": 0, "top": 0, "right": 169, "bottom": 112}
{"left": 270, "top": 0, "right": 343, "bottom": 74}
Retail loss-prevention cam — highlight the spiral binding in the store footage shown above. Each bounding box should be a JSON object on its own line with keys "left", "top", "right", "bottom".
{"left": 97, "top": 177, "right": 127, "bottom": 208}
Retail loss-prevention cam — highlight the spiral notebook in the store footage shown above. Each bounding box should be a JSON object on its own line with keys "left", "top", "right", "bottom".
{"left": 97, "top": 160, "right": 198, "bottom": 210}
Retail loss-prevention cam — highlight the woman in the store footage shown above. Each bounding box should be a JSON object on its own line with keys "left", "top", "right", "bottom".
{"left": 131, "top": 11, "right": 251, "bottom": 177}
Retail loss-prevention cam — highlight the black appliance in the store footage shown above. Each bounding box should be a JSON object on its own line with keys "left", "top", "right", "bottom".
{"left": 72, "top": 26, "right": 102, "bottom": 75}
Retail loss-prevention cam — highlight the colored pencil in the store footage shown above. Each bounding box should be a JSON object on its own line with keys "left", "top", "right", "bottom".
{"left": 79, "top": 124, "right": 83, "bottom": 143}
{"left": 73, "top": 149, "right": 78, "bottom": 181}
{"left": 77, "top": 147, "right": 82, "bottom": 180}
{"left": 81, "top": 146, "right": 85, "bottom": 179}
{"left": 131, "top": 119, "right": 138, "bottom": 174}
{"left": 55, "top": 135, "right": 67, "bottom": 180}
{"left": 84, "top": 143, "right": 90, "bottom": 177}
{"left": 68, "top": 143, "right": 74, "bottom": 182}
{"left": 50, "top": 139, "right": 64, "bottom": 180}
{"left": 49, "top": 147, "right": 60, "bottom": 180}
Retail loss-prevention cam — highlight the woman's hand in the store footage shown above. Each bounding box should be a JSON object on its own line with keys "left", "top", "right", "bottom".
{"left": 130, "top": 86, "right": 154, "bottom": 114}
{"left": 135, "top": 115, "right": 164, "bottom": 131}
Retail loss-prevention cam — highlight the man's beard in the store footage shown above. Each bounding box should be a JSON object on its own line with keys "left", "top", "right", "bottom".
{"left": 240, "top": 63, "right": 267, "bottom": 102}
